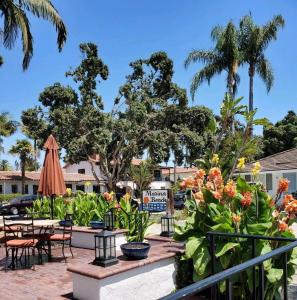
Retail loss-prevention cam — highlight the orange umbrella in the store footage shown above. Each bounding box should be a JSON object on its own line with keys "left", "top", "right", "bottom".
{"left": 38, "top": 135, "right": 66, "bottom": 219}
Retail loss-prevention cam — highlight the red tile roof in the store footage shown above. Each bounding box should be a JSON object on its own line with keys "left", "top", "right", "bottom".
{"left": 0, "top": 171, "right": 97, "bottom": 182}
{"left": 161, "top": 166, "right": 197, "bottom": 175}
{"left": 236, "top": 148, "right": 297, "bottom": 173}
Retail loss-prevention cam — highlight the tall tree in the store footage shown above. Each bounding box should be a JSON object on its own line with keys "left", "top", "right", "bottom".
{"left": 0, "top": 0, "right": 67, "bottom": 70}
{"left": 185, "top": 21, "right": 241, "bottom": 100}
{"left": 0, "top": 112, "right": 18, "bottom": 152}
{"left": 21, "top": 106, "right": 48, "bottom": 170}
{"left": 239, "top": 14, "right": 285, "bottom": 112}
{"left": 262, "top": 111, "right": 297, "bottom": 156}
{"left": 9, "top": 139, "right": 33, "bottom": 194}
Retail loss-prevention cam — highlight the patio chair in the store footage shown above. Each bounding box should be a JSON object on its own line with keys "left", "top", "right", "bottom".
{"left": 44, "top": 214, "right": 73, "bottom": 261}
{"left": 3, "top": 216, "right": 39, "bottom": 270}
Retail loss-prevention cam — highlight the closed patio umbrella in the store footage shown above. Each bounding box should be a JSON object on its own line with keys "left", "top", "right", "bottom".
{"left": 38, "top": 135, "right": 66, "bottom": 219}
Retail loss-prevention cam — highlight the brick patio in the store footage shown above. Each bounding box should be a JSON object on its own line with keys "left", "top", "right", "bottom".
{"left": 0, "top": 245, "right": 94, "bottom": 300}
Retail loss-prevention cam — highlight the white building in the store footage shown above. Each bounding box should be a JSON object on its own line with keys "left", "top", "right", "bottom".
{"left": 236, "top": 148, "right": 297, "bottom": 195}
{"left": 0, "top": 171, "right": 98, "bottom": 195}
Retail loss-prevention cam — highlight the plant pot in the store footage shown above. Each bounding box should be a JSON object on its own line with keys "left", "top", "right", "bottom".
{"left": 59, "top": 220, "right": 73, "bottom": 227}
{"left": 120, "top": 242, "right": 151, "bottom": 260}
{"left": 89, "top": 220, "right": 105, "bottom": 229}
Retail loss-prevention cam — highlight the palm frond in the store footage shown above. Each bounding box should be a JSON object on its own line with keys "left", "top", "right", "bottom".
{"left": 211, "top": 25, "right": 223, "bottom": 42}
{"left": 256, "top": 56, "right": 274, "bottom": 92}
{"left": 190, "top": 62, "right": 222, "bottom": 100}
{"left": 19, "top": 0, "right": 67, "bottom": 50}
{"left": 184, "top": 50, "right": 218, "bottom": 69}
{"left": 261, "top": 15, "right": 285, "bottom": 51}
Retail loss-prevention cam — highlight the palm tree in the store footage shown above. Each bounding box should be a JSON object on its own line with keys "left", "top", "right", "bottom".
{"left": 9, "top": 139, "right": 33, "bottom": 194}
{"left": 0, "top": 159, "right": 12, "bottom": 171}
{"left": 239, "top": 14, "right": 285, "bottom": 112}
{"left": 0, "top": 0, "right": 67, "bottom": 70}
{"left": 0, "top": 112, "right": 18, "bottom": 152}
{"left": 185, "top": 21, "right": 241, "bottom": 100}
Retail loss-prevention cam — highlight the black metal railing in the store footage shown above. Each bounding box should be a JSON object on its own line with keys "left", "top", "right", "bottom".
{"left": 161, "top": 231, "right": 297, "bottom": 300}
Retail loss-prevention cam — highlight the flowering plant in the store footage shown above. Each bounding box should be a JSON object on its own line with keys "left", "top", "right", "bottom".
{"left": 175, "top": 166, "right": 297, "bottom": 299}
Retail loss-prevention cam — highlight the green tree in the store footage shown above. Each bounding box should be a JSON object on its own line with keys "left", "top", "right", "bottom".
{"left": 0, "top": 159, "right": 12, "bottom": 171}
{"left": 0, "top": 112, "right": 18, "bottom": 152}
{"left": 9, "top": 139, "right": 34, "bottom": 194}
{"left": 262, "top": 111, "right": 297, "bottom": 156}
{"left": 185, "top": 21, "right": 240, "bottom": 100}
{"left": 0, "top": 0, "right": 67, "bottom": 70}
{"left": 239, "top": 14, "right": 285, "bottom": 112}
{"left": 21, "top": 106, "right": 48, "bottom": 170}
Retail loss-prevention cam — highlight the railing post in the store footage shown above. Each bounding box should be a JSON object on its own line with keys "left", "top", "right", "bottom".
{"left": 209, "top": 233, "right": 216, "bottom": 300}
{"left": 252, "top": 238, "right": 256, "bottom": 300}
{"left": 259, "top": 263, "right": 264, "bottom": 300}
{"left": 226, "top": 278, "right": 232, "bottom": 300}
{"left": 283, "top": 252, "right": 288, "bottom": 300}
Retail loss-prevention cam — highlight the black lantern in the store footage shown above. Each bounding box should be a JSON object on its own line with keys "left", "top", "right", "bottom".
{"left": 104, "top": 209, "right": 115, "bottom": 231}
{"left": 93, "top": 230, "right": 118, "bottom": 267}
{"left": 160, "top": 214, "right": 174, "bottom": 237}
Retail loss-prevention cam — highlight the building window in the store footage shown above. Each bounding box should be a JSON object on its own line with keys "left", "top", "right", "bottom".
{"left": 25, "top": 185, "right": 29, "bottom": 194}
{"left": 78, "top": 169, "right": 85, "bottom": 174}
{"left": 76, "top": 185, "right": 85, "bottom": 192}
{"left": 154, "top": 170, "right": 161, "bottom": 180}
{"left": 11, "top": 184, "right": 18, "bottom": 194}
{"left": 66, "top": 184, "right": 72, "bottom": 190}
{"left": 33, "top": 185, "right": 38, "bottom": 195}
{"left": 245, "top": 175, "right": 251, "bottom": 182}
{"left": 93, "top": 185, "right": 100, "bottom": 194}
{"left": 266, "top": 173, "right": 273, "bottom": 191}
{"left": 0, "top": 185, "right": 3, "bottom": 194}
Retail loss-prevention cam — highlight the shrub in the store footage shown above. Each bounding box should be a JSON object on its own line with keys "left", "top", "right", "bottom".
{"left": 174, "top": 166, "right": 297, "bottom": 299}
{"left": 0, "top": 193, "right": 22, "bottom": 204}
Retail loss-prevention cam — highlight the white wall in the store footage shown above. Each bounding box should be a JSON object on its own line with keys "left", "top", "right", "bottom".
{"left": 64, "top": 161, "right": 105, "bottom": 179}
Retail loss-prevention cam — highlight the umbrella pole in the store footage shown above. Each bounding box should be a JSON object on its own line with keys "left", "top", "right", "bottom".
{"left": 51, "top": 195, "right": 54, "bottom": 220}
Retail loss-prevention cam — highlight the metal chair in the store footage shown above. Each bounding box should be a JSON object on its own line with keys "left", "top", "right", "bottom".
{"left": 3, "top": 216, "right": 39, "bottom": 270}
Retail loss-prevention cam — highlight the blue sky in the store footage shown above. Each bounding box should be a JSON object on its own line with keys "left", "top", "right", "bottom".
{"left": 0, "top": 0, "right": 296, "bottom": 166}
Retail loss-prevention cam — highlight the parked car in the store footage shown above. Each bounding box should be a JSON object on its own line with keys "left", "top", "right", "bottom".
{"left": 174, "top": 191, "right": 186, "bottom": 209}
{"left": 0, "top": 195, "right": 38, "bottom": 215}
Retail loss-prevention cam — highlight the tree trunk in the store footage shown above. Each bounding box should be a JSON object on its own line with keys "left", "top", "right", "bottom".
{"left": 248, "top": 64, "right": 255, "bottom": 136}
{"left": 227, "top": 71, "right": 234, "bottom": 99}
{"left": 21, "top": 160, "right": 25, "bottom": 194}
{"left": 34, "top": 139, "right": 38, "bottom": 171}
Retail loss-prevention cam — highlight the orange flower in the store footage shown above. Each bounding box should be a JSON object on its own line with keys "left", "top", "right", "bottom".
{"left": 283, "top": 194, "right": 294, "bottom": 206}
{"left": 241, "top": 191, "right": 252, "bottom": 207}
{"left": 206, "top": 181, "right": 214, "bottom": 190}
{"left": 212, "top": 191, "right": 222, "bottom": 200}
{"left": 277, "top": 178, "right": 290, "bottom": 194}
{"left": 278, "top": 221, "right": 288, "bottom": 232}
{"left": 224, "top": 180, "right": 237, "bottom": 198}
{"left": 103, "top": 192, "right": 113, "bottom": 201}
{"left": 285, "top": 200, "right": 297, "bottom": 213}
{"left": 232, "top": 214, "right": 241, "bottom": 223}
{"left": 194, "top": 191, "right": 204, "bottom": 203}
{"left": 208, "top": 167, "right": 221, "bottom": 180}
{"left": 194, "top": 169, "right": 206, "bottom": 179}
{"left": 184, "top": 177, "right": 194, "bottom": 188}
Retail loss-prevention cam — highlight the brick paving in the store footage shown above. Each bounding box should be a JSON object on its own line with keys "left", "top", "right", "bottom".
{"left": 0, "top": 245, "right": 94, "bottom": 300}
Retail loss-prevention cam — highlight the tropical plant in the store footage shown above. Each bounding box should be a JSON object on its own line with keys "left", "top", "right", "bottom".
{"left": 129, "top": 160, "right": 155, "bottom": 195}
{"left": 9, "top": 139, "right": 33, "bottom": 194}
{"left": 0, "top": 0, "right": 67, "bottom": 70}
{"left": 239, "top": 14, "right": 285, "bottom": 112}
{"left": 175, "top": 167, "right": 297, "bottom": 299}
{"left": 185, "top": 21, "right": 241, "bottom": 100}
{"left": 116, "top": 194, "right": 151, "bottom": 242}
{"left": 0, "top": 112, "right": 18, "bottom": 152}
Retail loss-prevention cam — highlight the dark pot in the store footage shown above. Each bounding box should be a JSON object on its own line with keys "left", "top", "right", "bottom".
{"left": 120, "top": 242, "right": 151, "bottom": 260}
{"left": 59, "top": 220, "right": 73, "bottom": 227}
{"left": 89, "top": 220, "right": 105, "bottom": 229}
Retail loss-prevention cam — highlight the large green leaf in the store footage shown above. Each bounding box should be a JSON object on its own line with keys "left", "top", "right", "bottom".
{"left": 266, "top": 268, "right": 283, "bottom": 283}
{"left": 236, "top": 177, "right": 251, "bottom": 193}
{"left": 193, "top": 244, "right": 211, "bottom": 279}
{"left": 246, "top": 222, "right": 272, "bottom": 235}
{"left": 211, "top": 223, "right": 234, "bottom": 232}
{"left": 185, "top": 237, "right": 204, "bottom": 259}
{"left": 215, "top": 242, "right": 239, "bottom": 258}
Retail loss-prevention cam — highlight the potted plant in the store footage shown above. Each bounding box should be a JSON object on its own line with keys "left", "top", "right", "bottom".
{"left": 118, "top": 194, "right": 152, "bottom": 259}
